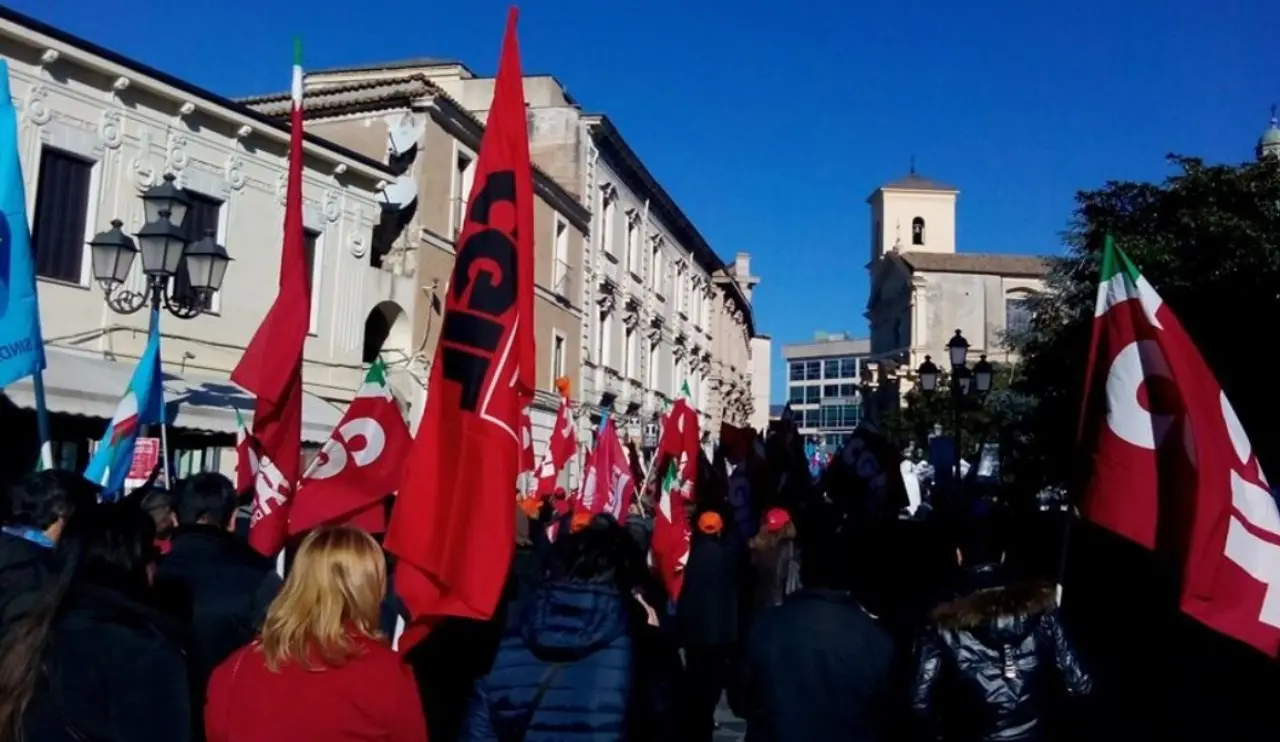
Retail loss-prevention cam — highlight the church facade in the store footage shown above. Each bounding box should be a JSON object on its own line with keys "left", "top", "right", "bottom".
{"left": 862, "top": 171, "right": 1049, "bottom": 413}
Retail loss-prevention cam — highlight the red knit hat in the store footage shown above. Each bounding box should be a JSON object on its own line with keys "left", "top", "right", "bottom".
{"left": 763, "top": 507, "right": 792, "bottom": 533}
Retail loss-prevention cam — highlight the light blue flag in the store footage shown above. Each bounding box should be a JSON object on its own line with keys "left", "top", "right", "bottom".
{"left": 84, "top": 309, "right": 166, "bottom": 497}
{"left": 0, "top": 60, "right": 45, "bottom": 388}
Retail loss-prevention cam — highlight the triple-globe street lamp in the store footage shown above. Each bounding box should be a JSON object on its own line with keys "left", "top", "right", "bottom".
{"left": 87, "top": 173, "right": 232, "bottom": 324}
{"left": 915, "top": 329, "right": 994, "bottom": 480}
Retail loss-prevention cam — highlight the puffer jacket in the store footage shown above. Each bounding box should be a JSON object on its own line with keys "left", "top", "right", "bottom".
{"left": 461, "top": 579, "right": 632, "bottom": 742}
{"left": 910, "top": 571, "right": 1092, "bottom": 742}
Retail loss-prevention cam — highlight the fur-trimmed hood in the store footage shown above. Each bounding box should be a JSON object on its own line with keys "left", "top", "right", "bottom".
{"left": 931, "top": 580, "right": 1058, "bottom": 643}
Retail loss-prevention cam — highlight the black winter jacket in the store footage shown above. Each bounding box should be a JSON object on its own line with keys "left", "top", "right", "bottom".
{"left": 910, "top": 573, "right": 1092, "bottom": 742}
{"left": 153, "top": 524, "right": 280, "bottom": 739}
{"left": 23, "top": 581, "right": 191, "bottom": 742}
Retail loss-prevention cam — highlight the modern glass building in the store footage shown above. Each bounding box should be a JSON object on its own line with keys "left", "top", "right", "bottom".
{"left": 782, "top": 332, "right": 871, "bottom": 451}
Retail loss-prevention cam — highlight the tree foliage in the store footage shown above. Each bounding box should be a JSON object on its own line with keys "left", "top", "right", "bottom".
{"left": 882, "top": 365, "right": 1038, "bottom": 462}
{"left": 1006, "top": 155, "right": 1280, "bottom": 492}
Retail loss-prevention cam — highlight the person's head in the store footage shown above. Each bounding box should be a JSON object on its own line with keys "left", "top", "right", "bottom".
{"left": 4, "top": 470, "right": 99, "bottom": 542}
{"left": 175, "top": 472, "right": 238, "bottom": 529}
{"left": 750, "top": 507, "right": 796, "bottom": 551}
{"left": 138, "top": 487, "right": 177, "bottom": 539}
{"left": 259, "top": 526, "right": 386, "bottom": 672}
{"left": 797, "top": 516, "right": 857, "bottom": 592}
{"left": 0, "top": 499, "right": 156, "bottom": 736}
{"left": 58, "top": 500, "right": 159, "bottom": 591}
{"left": 548, "top": 514, "right": 643, "bottom": 592}
{"left": 953, "top": 512, "right": 1007, "bottom": 568}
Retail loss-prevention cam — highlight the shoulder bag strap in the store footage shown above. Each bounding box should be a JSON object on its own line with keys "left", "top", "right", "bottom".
{"left": 505, "top": 661, "right": 567, "bottom": 742}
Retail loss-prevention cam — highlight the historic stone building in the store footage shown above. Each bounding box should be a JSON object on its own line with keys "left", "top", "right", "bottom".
{"left": 862, "top": 170, "right": 1049, "bottom": 416}
{"left": 0, "top": 7, "right": 402, "bottom": 475}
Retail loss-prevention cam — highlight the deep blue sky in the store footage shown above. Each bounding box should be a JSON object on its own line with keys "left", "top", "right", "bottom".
{"left": 12, "top": 0, "right": 1277, "bottom": 402}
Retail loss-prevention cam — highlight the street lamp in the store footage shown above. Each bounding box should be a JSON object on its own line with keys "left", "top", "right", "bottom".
{"left": 947, "top": 329, "right": 969, "bottom": 367}
{"left": 916, "top": 355, "right": 939, "bottom": 393}
{"left": 88, "top": 173, "right": 232, "bottom": 320}
{"left": 973, "top": 354, "right": 994, "bottom": 394}
{"left": 916, "top": 329, "right": 991, "bottom": 483}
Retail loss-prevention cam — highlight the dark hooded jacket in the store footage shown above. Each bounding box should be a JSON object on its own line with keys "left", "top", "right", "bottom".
{"left": 461, "top": 580, "right": 633, "bottom": 742}
{"left": 910, "top": 568, "right": 1093, "bottom": 742}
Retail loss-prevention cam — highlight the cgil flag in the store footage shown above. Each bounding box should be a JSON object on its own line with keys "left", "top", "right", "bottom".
{"left": 385, "top": 7, "right": 537, "bottom": 650}
{"left": 0, "top": 60, "right": 45, "bottom": 389}
{"left": 1080, "top": 235, "right": 1280, "bottom": 655}
{"left": 84, "top": 309, "right": 165, "bottom": 497}
{"left": 288, "top": 359, "right": 412, "bottom": 535}
{"left": 231, "top": 40, "right": 311, "bottom": 557}
{"left": 652, "top": 397, "right": 699, "bottom": 598}
{"left": 579, "top": 416, "right": 636, "bottom": 521}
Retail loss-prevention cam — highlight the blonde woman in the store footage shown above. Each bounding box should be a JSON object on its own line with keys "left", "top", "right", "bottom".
{"left": 204, "top": 526, "right": 426, "bottom": 742}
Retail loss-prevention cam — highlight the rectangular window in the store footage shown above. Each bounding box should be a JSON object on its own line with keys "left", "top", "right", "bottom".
{"left": 31, "top": 148, "right": 94, "bottom": 283}
{"left": 840, "top": 384, "right": 858, "bottom": 397}
{"left": 648, "top": 340, "right": 660, "bottom": 389}
{"left": 553, "top": 217, "right": 569, "bottom": 295}
{"left": 823, "top": 384, "right": 839, "bottom": 397}
{"left": 552, "top": 332, "right": 566, "bottom": 380}
{"left": 597, "top": 311, "right": 611, "bottom": 367}
{"left": 1007, "top": 296, "right": 1033, "bottom": 336}
{"left": 171, "top": 192, "right": 225, "bottom": 310}
{"left": 626, "top": 219, "right": 640, "bottom": 273}
{"left": 789, "top": 362, "right": 803, "bottom": 381}
{"left": 623, "top": 326, "right": 637, "bottom": 380}
{"left": 602, "top": 198, "right": 615, "bottom": 258}
{"left": 840, "top": 358, "right": 858, "bottom": 378}
{"left": 805, "top": 386, "right": 820, "bottom": 404}
{"left": 824, "top": 359, "right": 840, "bottom": 379}
{"left": 804, "top": 361, "right": 821, "bottom": 381}
{"left": 823, "top": 406, "right": 840, "bottom": 428}
{"left": 651, "top": 246, "right": 663, "bottom": 293}
{"left": 789, "top": 385, "right": 805, "bottom": 404}
{"left": 451, "top": 149, "right": 474, "bottom": 239}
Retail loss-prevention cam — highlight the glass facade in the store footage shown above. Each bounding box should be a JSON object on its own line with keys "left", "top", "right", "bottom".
{"left": 786, "top": 353, "right": 865, "bottom": 451}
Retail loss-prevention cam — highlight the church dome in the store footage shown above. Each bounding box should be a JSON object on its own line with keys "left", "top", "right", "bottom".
{"left": 1259, "top": 110, "right": 1280, "bottom": 160}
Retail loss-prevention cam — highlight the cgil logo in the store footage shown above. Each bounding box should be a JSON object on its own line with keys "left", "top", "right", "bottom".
{"left": 308, "top": 417, "right": 387, "bottom": 480}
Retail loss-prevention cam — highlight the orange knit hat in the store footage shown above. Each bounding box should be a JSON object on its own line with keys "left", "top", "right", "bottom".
{"left": 570, "top": 510, "right": 594, "bottom": 533}
{"left": 698, "top": 511, "right": 724, "bottom": 535}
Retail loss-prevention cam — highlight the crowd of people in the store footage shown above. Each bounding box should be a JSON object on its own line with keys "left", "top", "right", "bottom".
{"left": 0, "top": 457, "right": 1099, "bottom": 742}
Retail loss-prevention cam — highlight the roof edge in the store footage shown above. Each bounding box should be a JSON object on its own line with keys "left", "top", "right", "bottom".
{"left": 0, "top": 7, "right": 395, "bottom": 179}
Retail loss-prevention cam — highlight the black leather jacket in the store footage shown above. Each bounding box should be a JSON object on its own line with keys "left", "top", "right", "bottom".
{"left": 910, "top": 568, "right": 1092, "bottom": 741}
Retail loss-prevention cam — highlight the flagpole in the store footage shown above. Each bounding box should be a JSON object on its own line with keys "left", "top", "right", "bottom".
{"left": 32, "top": 370, "right": 53, "bottom": 469}
{"left": 158, "top": 417, "right": 172, "bottom": 488}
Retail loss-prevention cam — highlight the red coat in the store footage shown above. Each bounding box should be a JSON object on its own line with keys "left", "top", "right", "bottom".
{"left": 205, "top": 636, "right": 427, "bottom": 742}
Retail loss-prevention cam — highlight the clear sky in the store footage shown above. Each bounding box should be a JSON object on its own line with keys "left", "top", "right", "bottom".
{"left": 11, "top": 0, "right": 1278, "bottom": 403}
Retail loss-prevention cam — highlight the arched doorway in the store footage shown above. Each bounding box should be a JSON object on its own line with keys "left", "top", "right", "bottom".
{"left": 363, "top": 301, "right": 412, "bottom": 363}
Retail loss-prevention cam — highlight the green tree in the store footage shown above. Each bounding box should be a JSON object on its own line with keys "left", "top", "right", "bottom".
{"left": 1006, "top": 155, "right": 1280, "bottom": 492}
{"left": 882, "top": 364, "right": 1036, "bottom": 464}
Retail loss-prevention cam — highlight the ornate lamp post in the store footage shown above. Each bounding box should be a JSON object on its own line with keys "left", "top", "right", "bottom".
{"left": 917, "top": 329, "right": 991, "bottom": 481}
{"left": 87, "top": 173, "right": 232, "bottom": 323}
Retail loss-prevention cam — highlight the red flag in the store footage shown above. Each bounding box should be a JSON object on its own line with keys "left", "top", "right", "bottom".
{"left": 652, "top": 399, "right": 699, "bottom": 598}
{"left": 288, "top": 360, "right": 412, "bottom": 535}
{"left": 534, "top": 397, "right": 576, "bottom": 498}
{"left": 1081, "top": 237, "right": 1280, "bottom": 655}
{"left": 231, "top": 41, "right": 310, "bottom": 557}
{"left": 580, "top": 418, "right": 636, "bottom": 521}
{"left": 384, "top": 8, "right": 536, "bottom": 647}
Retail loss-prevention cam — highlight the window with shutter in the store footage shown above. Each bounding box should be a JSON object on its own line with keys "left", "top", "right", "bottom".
{"left": 31, "top": 148, "right": 94, "bottom": 284}
{"left": 171, "top": 192, "right": 223, "bottom": 310}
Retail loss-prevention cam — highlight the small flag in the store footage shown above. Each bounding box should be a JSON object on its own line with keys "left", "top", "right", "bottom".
{"left": 84, "top": 310, "right": 165, "bottom": 497}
